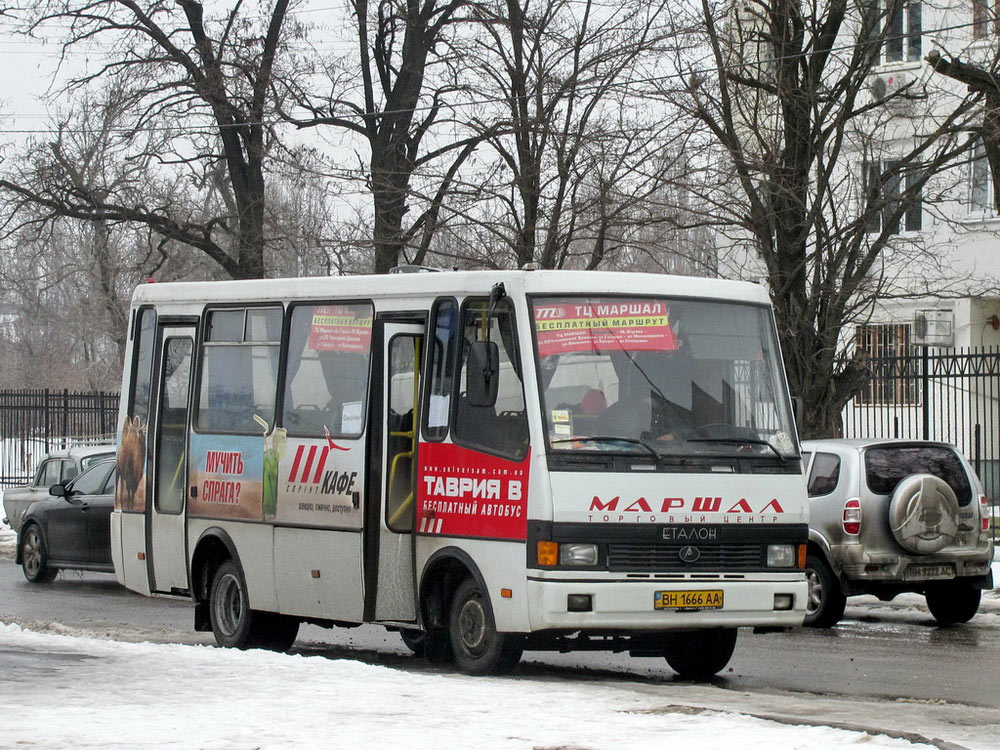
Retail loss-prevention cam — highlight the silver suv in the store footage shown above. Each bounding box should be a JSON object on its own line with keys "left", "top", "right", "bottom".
{"left": 801, "top": 439, "right": 994, "bottom": 627}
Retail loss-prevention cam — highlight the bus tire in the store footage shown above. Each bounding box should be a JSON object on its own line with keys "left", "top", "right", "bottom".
{"left": 254, "top": 613, "right": 300, "bottom": 652}
{"left": 423, "top": 629, "right": 454, "bottom": 663}
{"left": 209, "top": 559, "right": 294, "bottom": 651}
{"left": 448, "top": 577, "right": 522, "bottom": 675}
{"left": 662, "top": 628, "right": 737, "bottom": 680}
{"left": 399, "top": 628, "right": 426, "bottom": 656}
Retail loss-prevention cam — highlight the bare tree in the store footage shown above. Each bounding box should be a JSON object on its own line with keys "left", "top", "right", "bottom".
{"left": 0, "top": 218, "right": 135, "bottom": 391}
{"left": 1, "top": 0, "right": 300, "bottom": 279}
{"left": 926, "top": 50, "right": 1000, "bottom": 212}
{"left": 655, "top": 0, "right": 982, "bottom": 437}
{"left": 440, "top": 0, "right": 680, "bottom": 270}
{"left": 284, "top": 0, "right": 490, "bottom": 273}
{"left": 2, "top": 96, "right": 154, "bottom": 362}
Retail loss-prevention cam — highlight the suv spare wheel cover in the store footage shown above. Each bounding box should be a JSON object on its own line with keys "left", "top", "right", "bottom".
{"left": 888, "top": 474, "right": 960, "bottom": 554}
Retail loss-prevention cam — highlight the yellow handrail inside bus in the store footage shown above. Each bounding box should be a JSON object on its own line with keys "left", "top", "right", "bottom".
{"left": 386, "top": 337, "right": 421, "bottom": 529}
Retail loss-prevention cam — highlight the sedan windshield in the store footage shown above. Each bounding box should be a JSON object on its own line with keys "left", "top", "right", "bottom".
{"left": 532, "top": 296, "right": 797, "bottom": 458}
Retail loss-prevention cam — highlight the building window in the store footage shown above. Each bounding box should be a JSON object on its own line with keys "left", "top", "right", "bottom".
{"left": 864, "top": 160, "right": 922, "bottom": 234}
{"left": 855, "top": 323, "right": 919, "bottom": 405}
{"left": 864, "top": 0, "right": 921, "bottom": 63}
{"left": 887, "top": 1, "right": 921, "bottom": 62}
{"left": 970, "top": 138, "right": 996, "bottom": 214}
{"left": 973, "top": 0, "right": 1000, "bottom": 38}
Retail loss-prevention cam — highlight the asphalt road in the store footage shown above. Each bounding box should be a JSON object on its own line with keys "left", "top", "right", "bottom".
{"left": 2, "top": 557, "right": 999, "bottom": 710}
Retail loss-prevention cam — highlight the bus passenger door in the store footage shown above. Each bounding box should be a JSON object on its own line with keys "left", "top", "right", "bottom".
{"left": 147, "top": 326, "right": 195, "bottom": 594}
{"left": 368, "top": 321, "right": 423, "bottom": 623}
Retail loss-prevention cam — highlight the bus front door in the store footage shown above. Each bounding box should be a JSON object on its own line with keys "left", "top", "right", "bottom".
{"left": 367, "top": 321, "right": 423, "bottom": 623}
{"left": 147, "top": 325, "right": 195, "bottom": 594}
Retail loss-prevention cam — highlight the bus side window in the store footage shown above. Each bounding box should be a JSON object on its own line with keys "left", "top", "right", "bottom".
{"left": 422, "top": 298, "right": 459, "bottom": 441}
{"left": 282, "top": 302, "right": 374, "bottom": 437}
{"left": 453, "top": 298, "right": 528, "bottom": 459}
{"left": 129, "top": 307, "right": 156, "bottom": 425}
{"left": 196, "top": 307, "right": 281, "bottom": 434}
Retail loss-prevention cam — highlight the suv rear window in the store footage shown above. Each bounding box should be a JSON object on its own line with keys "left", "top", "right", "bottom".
{"left": 864, "top": 445, "right": 973, "bottom": 505}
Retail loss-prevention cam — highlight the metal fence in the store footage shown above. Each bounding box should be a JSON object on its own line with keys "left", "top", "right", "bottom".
{"left": 0, "top": 389, "right": 119, "bottom": 487}
{"left": 842, "top": 346, "right": 1000, "bottom": 501}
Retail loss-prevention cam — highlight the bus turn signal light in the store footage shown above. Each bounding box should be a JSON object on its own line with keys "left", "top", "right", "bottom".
{"left": 537, "top": 541, "right": 559, "bottom": 566}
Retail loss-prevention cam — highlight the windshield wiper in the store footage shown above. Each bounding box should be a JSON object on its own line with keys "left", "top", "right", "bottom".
{"left": 551, "top": 435, "right": 659, "bottom": 457}
{"left": 685, "top": 437, "right": 787, "bottom": 459}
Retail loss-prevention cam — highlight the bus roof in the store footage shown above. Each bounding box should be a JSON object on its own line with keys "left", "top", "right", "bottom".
{"left": 131, "top": 270, "right": 771, "bottom": 307}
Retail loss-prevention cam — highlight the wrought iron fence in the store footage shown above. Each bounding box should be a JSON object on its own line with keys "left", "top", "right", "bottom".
{"left": 0, "top": 389, "right": 119, "bottom": 487}
{"left": 841, "top": 346, "right": 1000, "bottom": 537}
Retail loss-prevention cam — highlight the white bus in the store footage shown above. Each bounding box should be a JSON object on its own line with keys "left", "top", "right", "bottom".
{"left": 111, "top": 269, "right": 808, "bottom": 677}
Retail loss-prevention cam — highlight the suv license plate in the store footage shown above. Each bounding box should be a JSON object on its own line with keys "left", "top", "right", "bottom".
{"left": 654, "top": 590, "right": 724, "bottom": 610}
{"left": 905, "top": 564, "right": 955, "bottom": 580}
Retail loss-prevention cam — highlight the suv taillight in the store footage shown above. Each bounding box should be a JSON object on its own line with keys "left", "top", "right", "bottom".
{"left": 843, "top": 498, "right": 861, "bottom": 535}
{"left": 981, "top": 495, "right": 991, "bottom": 532}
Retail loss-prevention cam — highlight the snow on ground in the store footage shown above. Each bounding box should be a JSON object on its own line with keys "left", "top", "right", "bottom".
{"left": 0, "top": 622, "right": 935, "bottom": 750}
{"left": 0, "top": 517, "right": 15, "bottom": 559}
{"left": 1, "top": 517, "right": 997, "bottom": 748}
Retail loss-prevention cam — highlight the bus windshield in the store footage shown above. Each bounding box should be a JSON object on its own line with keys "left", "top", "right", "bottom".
{"left": 532, "top": 296, "right": 798, "bottom": 458}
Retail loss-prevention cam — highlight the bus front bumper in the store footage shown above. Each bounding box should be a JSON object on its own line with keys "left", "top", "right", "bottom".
{"left": 525, "top": 573, "right": 807, "bottom": 630}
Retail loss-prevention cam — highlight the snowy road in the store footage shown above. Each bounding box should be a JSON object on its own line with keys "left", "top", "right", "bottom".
{"left": 0, "top": 621, "right": 966, "bottom": 750}
{"left": 2, "top": 523, "right": 1000, "bottom": 748}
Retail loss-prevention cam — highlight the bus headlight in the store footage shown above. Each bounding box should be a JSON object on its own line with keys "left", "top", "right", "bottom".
{"left": 766, "top": 544, "right": 795, "bottom": 568}
{"left": 559, "top": 543, "right": 599, "bottom": 566}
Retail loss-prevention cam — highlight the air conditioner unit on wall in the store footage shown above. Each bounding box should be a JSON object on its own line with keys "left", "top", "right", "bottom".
{"left": 913, "top": 309, "right": 955, "bottom": 347}
{"left": 882, "top": 72, "right": 911, "bottom": 94}
{"left": 869, "top": 72, "right": 916, "bottom": 107}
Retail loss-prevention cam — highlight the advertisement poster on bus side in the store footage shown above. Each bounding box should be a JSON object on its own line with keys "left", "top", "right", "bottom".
{"left": 116, "top": 415, "right": 147, "bottom": 512}
{"left": 274, "top": 435, "right": 364, "bottom": 528}
{"left": 417, "top": 442, "right": 530, "bottom": 540}
{"left": 307, "top": 304, "right": 373, "bottom": 353}
{"left": 533, "top": 299, "right": 679, "bottom": 357}
{"left": 188, "top": 433, "right": 263, "bottom": 520}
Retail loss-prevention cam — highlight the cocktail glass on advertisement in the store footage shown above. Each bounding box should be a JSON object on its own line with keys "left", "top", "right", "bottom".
{"left": 255, "top": 415, "right": 287, "bottom": 520}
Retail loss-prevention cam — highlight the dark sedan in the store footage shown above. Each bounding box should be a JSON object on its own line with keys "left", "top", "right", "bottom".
{"left": 16, "top": 459, "right": 116, "bottom": 583}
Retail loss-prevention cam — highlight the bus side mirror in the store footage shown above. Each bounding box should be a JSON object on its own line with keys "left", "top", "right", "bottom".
{"left": 467, "top": 341, "right": 499, "bottom": 408}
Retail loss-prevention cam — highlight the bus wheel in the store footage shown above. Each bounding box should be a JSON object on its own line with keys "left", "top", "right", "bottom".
{"left": 448, "top": 577, "right": 522, "bottom": 675}
{"left": 209, "top": 560, "right": 296, "bottom": 651}
{"left": 399, "top": 629, "right": 426, "bottom": 656}
{"left": 423, "top": 629, "right": 454, "bottom": 664}
{"left": 254, "top": 613, "right": 300, "bottom": 651}
{"left": 662, "top": 628, "right": 737, "bottom": 680}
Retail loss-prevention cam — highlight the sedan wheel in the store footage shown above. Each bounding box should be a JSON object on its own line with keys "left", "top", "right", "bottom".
{"left": 20, "top": 525, "right": 58, "bottom": 584}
